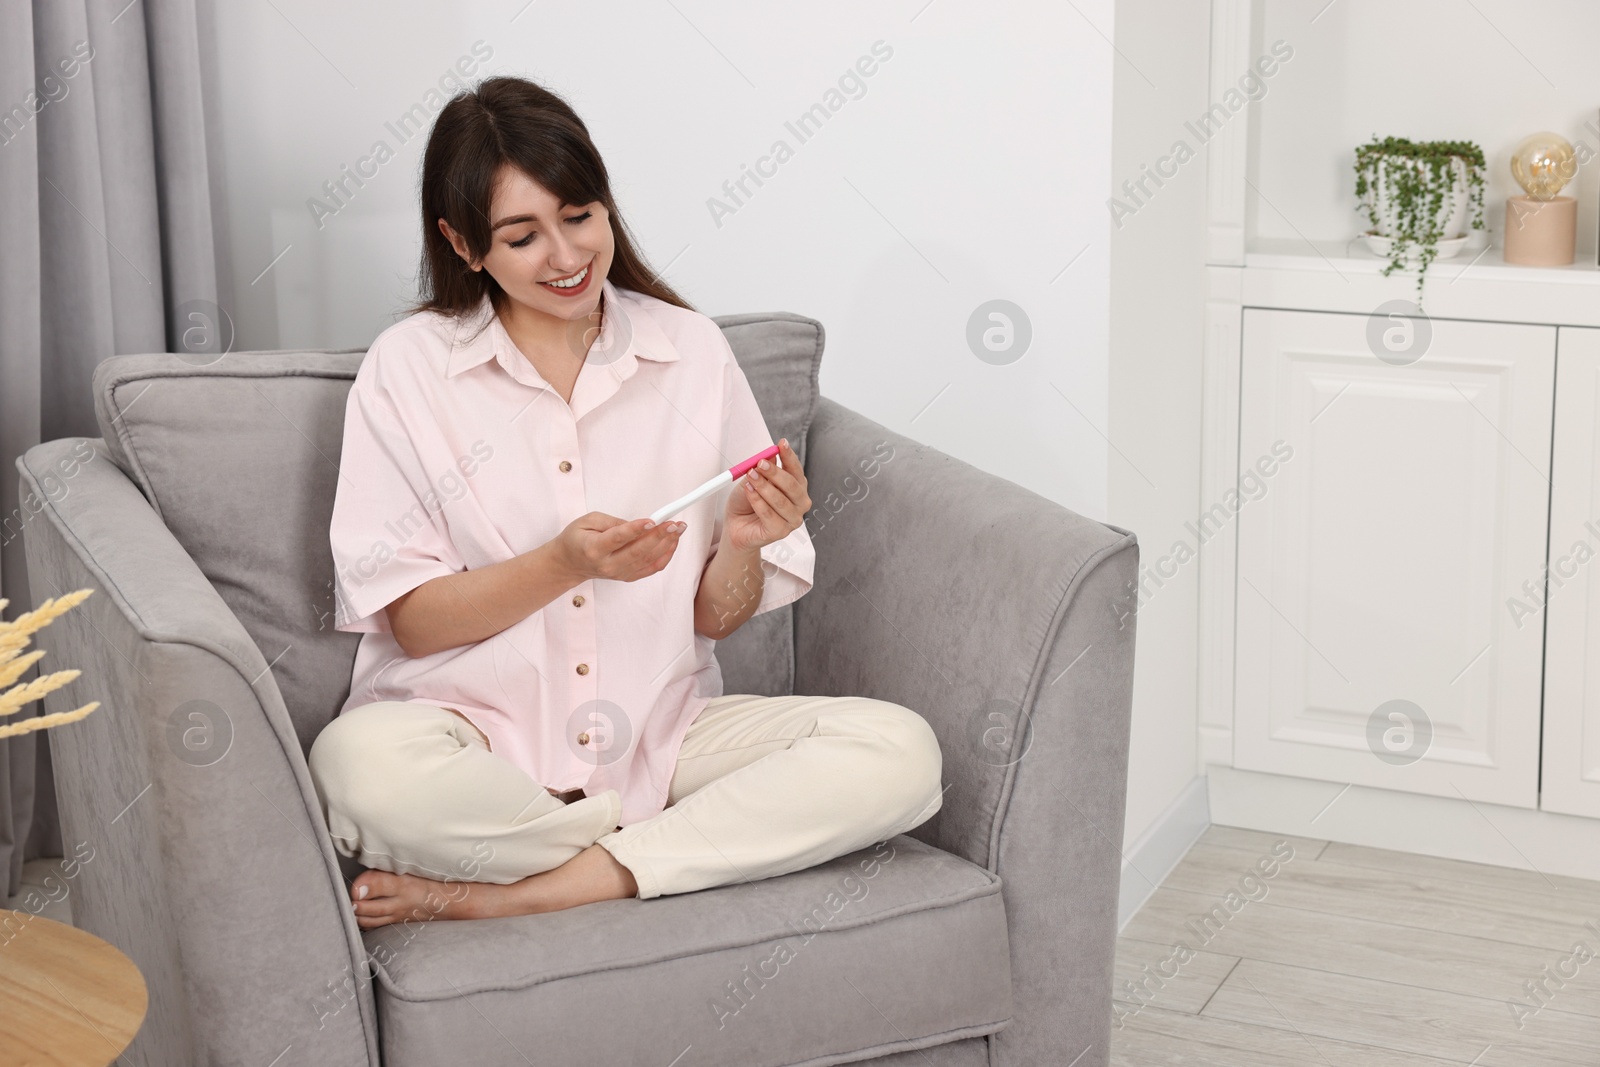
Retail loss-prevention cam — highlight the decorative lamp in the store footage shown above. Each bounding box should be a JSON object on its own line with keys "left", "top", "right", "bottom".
{"left": 1504, "top": 131, "right": 1577, "bottom": 266}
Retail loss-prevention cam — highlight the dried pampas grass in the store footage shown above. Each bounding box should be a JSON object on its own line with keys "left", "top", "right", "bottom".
{"left": 0, "top": 589, "right": 101, "bottom": 740}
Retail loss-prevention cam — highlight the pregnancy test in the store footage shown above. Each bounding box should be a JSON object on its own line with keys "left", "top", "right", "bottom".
{"left": 649, "top": 444, "right": 782, "bottom": 524}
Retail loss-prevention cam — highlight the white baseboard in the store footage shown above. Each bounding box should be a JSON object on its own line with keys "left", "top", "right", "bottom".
{"left": 1119, "top": 775, "right": 1210, "bottom": 930}
{"left": 1209, "top": 765, "right": 1600, "bottom": 883}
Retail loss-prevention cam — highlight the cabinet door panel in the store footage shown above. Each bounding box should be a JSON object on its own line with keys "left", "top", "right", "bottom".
{"left": 1542, "top": 326, "right": 1600, "bottom": 817}
{"left": 1235, "top": 308, "right": 1553, "bottom": 807}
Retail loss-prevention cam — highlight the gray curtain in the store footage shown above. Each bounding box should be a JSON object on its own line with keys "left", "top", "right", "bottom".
{"left": 0, "top": 0, "right": 223, "bottom": 901}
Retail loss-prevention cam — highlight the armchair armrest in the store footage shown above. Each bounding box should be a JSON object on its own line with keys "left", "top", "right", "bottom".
{"left": 16, "top": 439, "right": 377, "bottom": 1067}
{"left": 793, "top": 397, "right": 1138, "bottom": 1067}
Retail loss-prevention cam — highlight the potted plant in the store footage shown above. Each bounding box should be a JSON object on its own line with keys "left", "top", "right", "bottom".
{"left": 0, "top": 589, "right": 100, "bottom": 740}
{"left": 1354, "top": 136, "right": 1486, "bottom": 305}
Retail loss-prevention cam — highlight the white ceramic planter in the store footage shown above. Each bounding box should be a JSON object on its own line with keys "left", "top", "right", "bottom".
{"left": 1361, "top": 154, "right": 1473, "bottom": 254}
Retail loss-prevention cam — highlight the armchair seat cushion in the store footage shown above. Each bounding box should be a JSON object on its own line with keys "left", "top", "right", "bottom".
{"left": 367, "top": 834, "right": 1012, "bottom": 1067}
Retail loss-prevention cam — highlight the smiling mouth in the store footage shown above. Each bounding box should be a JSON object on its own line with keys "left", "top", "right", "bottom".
{"left": 540, "top": 261, "right": 594, "bottom": 296}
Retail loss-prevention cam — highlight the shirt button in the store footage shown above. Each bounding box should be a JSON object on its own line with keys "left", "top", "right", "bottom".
{"left": 576, "top": 663, "right": 589, "bottom": 675}
{"left": 559, "top": 460, "right": 572, "bottom": 472}
{"left": 572, "top": 594, "right": 585, "bottom": 607}
{"left": 577, "top": 732, "right": 591, "bottom": 745}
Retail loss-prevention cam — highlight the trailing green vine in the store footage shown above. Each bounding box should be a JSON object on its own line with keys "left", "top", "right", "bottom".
{"left": 1354, "top": 136, "right": 1486, "bottom": 306}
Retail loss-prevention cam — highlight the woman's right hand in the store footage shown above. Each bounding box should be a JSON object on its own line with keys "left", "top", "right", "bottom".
{"left": 552, "top": 511, "right": 686, "bottom": 584}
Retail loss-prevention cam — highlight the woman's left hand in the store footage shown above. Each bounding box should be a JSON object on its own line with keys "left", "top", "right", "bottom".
{"left": 724, "top": 438, "right": 810, "bottom": 553}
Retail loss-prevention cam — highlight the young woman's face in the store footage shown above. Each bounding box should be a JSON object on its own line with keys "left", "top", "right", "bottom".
{"left": 443, "top": 165, "right": 613, "bottom": 321}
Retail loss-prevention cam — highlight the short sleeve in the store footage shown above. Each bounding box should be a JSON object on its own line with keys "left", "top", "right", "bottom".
{"left": 708, "top": 331, "right": 816, "bottom": 616}
{"left": 329, "top": 377, "right": 466, "bottom": 634}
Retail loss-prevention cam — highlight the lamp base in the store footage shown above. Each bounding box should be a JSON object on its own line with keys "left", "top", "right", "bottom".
{"left": 1503, "top": 195, "right": 1576, "bottom": 266}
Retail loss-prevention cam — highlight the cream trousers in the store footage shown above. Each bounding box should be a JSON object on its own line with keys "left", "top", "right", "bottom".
{"left": 307, "top": 693, "right": 945, "bottom": 899}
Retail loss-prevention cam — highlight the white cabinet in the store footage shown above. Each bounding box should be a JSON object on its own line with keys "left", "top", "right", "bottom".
{"left": 1185, "top": 0, "right": 1600, "bottom": 873}
{"left": 1542, "top": 327, "right": 1600, "bottom": 817}
{"left": 1235, "top": 308, "right": 1555, "bottom": 808}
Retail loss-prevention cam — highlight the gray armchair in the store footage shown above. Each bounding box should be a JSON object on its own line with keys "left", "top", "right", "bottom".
{"left": 15, "top": 310, "right": 1137, "bottom": 1067}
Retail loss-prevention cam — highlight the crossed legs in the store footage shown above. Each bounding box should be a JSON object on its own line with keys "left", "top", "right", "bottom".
{"left": 307, "top": 694, "right": 943, "bottom": 927}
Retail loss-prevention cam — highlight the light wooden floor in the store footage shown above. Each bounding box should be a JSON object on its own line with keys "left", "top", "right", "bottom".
{"left": 1111, "top": 825, "right": 1600, "bottom": 1065}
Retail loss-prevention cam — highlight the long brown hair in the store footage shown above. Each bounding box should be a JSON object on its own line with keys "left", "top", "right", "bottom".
{"left": 408, "top": 76, "right": 692, "bottom": 325}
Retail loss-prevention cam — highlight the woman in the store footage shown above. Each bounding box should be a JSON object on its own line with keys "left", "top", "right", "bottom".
{"left": 308, "top": 76, "right": 943, "bottom": 928}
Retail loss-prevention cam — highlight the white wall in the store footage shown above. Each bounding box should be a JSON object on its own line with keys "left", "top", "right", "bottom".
{"left": 1108, "top": 1, "right": 1211, "bottom": 849}
{"left": 201, "top": 0, "right": 1114, "bottom": 520}
{"left": 1253, "top": 0, "right": 1600, "bottom": 258}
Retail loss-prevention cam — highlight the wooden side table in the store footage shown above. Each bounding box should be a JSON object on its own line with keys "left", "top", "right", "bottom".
{"left": 0, "top": 909, "right": 146, "bottom": 1066}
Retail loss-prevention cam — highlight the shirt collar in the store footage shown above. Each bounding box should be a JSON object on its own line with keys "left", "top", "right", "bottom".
{"left": 443, "top": 277, "right": 679, "bottom": 381}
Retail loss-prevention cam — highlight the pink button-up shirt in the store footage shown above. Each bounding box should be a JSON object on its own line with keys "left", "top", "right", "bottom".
{"left": 328, "top": 279, "right": 816, "bottom": 825}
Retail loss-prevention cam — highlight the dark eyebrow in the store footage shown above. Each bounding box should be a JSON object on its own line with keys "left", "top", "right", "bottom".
{"left": 491, "top": 201, "right": 571, "bottom": 231}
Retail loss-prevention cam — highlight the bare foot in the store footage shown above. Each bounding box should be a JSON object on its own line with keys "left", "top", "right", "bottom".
{"left": 350, "top": 843, "right": 639, "bottom": 929}
{"left": 347, "top": 868, "right": 491, "bottom": 929}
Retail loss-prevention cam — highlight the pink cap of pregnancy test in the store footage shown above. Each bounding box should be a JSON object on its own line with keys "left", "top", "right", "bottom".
{"left": 728, "top": 444, "right": 782, "bottom": 480}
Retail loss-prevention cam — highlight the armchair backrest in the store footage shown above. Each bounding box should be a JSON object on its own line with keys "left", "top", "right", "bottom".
{"left": 88, "top": 311, "right": 824, "bottom": 756}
